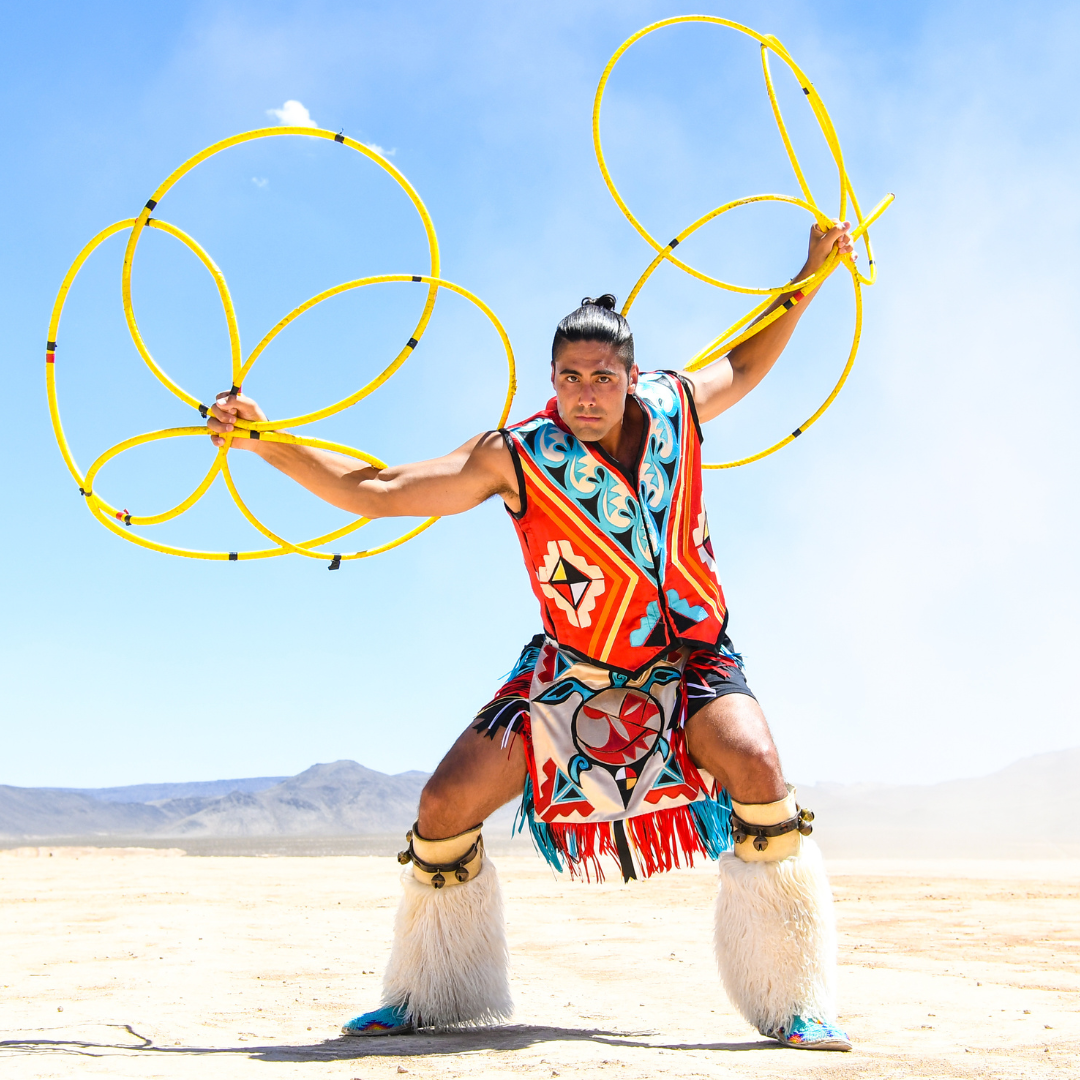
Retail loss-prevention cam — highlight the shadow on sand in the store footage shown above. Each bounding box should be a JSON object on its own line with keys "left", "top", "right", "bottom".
{"left": 0, "top": 1022, "right": 779, "bottom": 1060}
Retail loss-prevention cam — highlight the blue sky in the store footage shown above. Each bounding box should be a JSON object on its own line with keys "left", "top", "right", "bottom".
{"left": 1, "top": 0, "right": 1077, "bottom": 789}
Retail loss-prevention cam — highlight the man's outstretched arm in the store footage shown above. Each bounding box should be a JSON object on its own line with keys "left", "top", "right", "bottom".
{"left": 207, "top": 394, "right": 520, "bottom": 519}
{"left": 683, "top": 221, "right": 856, "bottom": 424}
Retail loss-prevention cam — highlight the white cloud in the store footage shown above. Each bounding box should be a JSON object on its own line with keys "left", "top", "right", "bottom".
{"left": 266, "top": 100, "right": 317, "bottom": 128}
{"left": 251, "top": 177, "right": 268, "bottom": 187}
{"left": 363, "top": 142, "right": 396, "bottom": 158}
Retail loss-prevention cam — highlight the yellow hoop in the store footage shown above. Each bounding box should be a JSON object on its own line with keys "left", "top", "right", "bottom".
{"left": 593, "top": 17, "right": 892, "bottom": 468}
{"left": 46, "top": 130, "right": 516, "bottom": 563}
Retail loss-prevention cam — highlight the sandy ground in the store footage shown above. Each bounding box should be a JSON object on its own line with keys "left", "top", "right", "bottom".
{"left": 1, "top": 847, "right": 1078, "bottom": 1079}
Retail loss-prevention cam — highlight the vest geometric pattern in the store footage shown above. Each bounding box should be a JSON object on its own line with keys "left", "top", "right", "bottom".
{"left": 503, "top": 371, "right": 726, "bottom": 675}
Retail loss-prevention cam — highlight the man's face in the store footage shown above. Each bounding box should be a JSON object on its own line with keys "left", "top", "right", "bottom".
{"left": 551, "top": 340, "right": 639, "bottom": 443}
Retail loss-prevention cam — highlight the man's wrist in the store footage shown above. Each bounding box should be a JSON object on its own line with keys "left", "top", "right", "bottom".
{"left": 792, "top": 262, "right": 824, "bottom": 292}
{"left": 240, "top": 433, "right": 278, "bottom": 460}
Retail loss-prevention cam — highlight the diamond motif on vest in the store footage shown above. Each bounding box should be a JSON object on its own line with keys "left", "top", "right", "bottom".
{"left": 549, "top": 556, "right": 591, "bottom": 609}
{"left": 537, "top": 540, "right": 606, "bottom": 628}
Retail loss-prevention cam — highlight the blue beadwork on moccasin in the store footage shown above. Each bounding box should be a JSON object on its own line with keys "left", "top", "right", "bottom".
{"left": 763, "top": 1014, "right": 851, "bottom": 1050}
{"left": 341, "top": 1003, "right": 412, "bottom": 1037}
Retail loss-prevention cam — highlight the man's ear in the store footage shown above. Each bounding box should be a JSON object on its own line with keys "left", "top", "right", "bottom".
{"left": 627, "top": 362, "right": 640, "bottom": 393}
{"left": 550, "top": 360, "right": 556, "bottom": 387}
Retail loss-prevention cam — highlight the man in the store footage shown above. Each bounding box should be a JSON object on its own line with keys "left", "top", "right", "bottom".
{"left": 209, "top": 220, "right": 857, "bottom": 1050}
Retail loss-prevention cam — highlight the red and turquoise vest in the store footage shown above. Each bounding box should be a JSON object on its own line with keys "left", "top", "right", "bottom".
{"left": 503, "top": 371, "right": 726, "bottom": 675}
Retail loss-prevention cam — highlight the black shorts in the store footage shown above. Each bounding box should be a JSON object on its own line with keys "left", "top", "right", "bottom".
{"left": 683, "top": 635, "right": 756, "bottom": 719}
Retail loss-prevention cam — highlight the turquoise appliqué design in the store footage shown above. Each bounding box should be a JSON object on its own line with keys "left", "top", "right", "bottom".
{"left": 629, "top": 600, "right": 663, "bottom": 647}
{"left": 666, "top": 590, "right": 707, "bottom": 623}
{"left": 629, "top": 588, "right": 707, "bottom": 646}
{"left": 636, "top": 374, "right": 680, "bottom": 565}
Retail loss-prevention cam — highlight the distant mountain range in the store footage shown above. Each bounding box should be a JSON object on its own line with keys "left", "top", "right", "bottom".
{"left": 1, "top": 749, "right": 1077, "bottom": 857}
{"left": 56, "top": 776, "right": 292, "bottom": 803}
{"left": 0, "top": 761, "right": 433, "bottom": 840}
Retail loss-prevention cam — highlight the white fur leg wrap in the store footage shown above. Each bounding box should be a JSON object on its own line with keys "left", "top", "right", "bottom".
{"left": 381, "top": 857, "right": 512, "bottom": 1029}
{"left": 714, "top": 837, "right": 837, "bottom": 1032}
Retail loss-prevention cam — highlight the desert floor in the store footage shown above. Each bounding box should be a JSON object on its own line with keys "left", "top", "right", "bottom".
{"left": 1, "top": 846, "right": 1078, "bottom": 1079}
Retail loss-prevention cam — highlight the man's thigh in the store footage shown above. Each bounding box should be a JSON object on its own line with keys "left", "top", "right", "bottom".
{"left": 684, "top": 692, "right": 787, "bottom": 804}
{"left": 417, "top": 721, "right": 528, "bottom": 839}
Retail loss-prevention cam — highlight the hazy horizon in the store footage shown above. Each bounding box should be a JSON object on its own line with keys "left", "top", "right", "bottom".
{"left": 8, "top": 743, "right": 1075, "bottom": 795}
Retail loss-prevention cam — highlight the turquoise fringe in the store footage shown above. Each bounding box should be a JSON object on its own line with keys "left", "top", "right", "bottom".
{"left": 515, "top": 774, "right": 566, "bottom": 873}
{"left": 688, "top": 787, "right": 733, "bottom": 857}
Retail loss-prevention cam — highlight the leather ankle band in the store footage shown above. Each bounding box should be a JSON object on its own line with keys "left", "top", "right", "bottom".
{"left": 398, "top": 821, "right": 484, "bottom": 888}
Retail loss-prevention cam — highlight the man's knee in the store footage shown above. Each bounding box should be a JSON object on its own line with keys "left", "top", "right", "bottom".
{"left": 738, "top": 734, "right": 782, "bottom": 780}
{"left": 724, "top": 732, "right": 784, "bottom": 801}
{"left": 686, "top": 694, "right": 786, "bottom": 802}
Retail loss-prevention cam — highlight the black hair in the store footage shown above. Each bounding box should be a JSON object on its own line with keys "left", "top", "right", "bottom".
{"left": 551, "top": 294, "right": 634, "bottom": 371}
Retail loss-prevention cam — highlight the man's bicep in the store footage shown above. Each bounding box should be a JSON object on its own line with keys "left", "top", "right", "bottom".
{"left": 374, "top": 434, "right": 514, "bottom": 517}
{"left": 683, "top": 357, "right": 740, "bottom": 424}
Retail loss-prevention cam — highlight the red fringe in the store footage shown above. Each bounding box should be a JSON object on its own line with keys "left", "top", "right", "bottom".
{"left": 626, "top": 804, "right": 709, "bottom": 878}
{"left": 543, "top": 804, "right": 711, "bottom": 882}
{"left": 540, "top": 821, "right": 621, "bottom": 883}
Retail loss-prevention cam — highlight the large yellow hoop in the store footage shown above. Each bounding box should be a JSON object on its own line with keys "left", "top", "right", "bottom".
{"left": 46, "top": 130, "right": 516, "bottom": 563}
{"left": 593, "top": 17, "right": 892, "bottom": 468}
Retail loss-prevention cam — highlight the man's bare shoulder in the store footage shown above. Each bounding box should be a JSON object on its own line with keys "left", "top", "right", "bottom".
{"left": 465, "top": 429, "right": 520, "bottom": 510}
{"left": 465, "top": 428, "right": 513, "bottom": 462}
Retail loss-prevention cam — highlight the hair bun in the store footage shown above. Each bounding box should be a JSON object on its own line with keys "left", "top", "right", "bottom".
{"left": 581, "top": 294, "right": 617, "bottom": 311}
